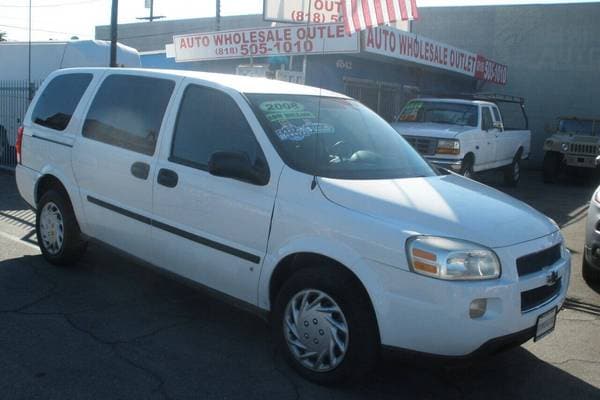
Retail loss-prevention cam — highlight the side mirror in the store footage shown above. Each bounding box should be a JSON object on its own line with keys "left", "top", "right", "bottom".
{"left": 493, "top": 121, "right": 504, "bottom": 130}
{"left": 208, "top": 151, "right": 269, "bottom": 186}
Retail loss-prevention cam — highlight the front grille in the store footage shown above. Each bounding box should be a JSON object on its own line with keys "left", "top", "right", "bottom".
{"left": 569, "top": 143, "right": 597, "bottom": 155}
{"left": 404, "top": 136, "right": 437, "bottom": 156}
{"left": 516, "top": 244, "right": 561, "bottom": 277}
{"left": 521, "top": 277, "right": 562, "bottom": 312}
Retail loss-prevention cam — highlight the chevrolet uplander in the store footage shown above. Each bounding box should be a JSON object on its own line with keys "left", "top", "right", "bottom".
{"left": 15, "top": 68, "right": 570, "bottom": 383}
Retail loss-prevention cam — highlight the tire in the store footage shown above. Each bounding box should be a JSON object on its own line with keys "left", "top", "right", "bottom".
{"left": 0, "top": 127, "right": 8, "bottom": 164}
{"left": 543, "top": 152, "right": 561, "bottom": 183}
{"left": 272, "top": 267, "right": 379, "bottom": 384}
{"left": 460, "top": 156, "right": 475, "bottom": 179}
{"left": 504, "top": 153, "right": 521, "bottom": 187}
{"left": 582, "top": 256, "right": 600, "bottom": 283}
{"left": 36, "top": 189, "right": 87, "bottom": 266}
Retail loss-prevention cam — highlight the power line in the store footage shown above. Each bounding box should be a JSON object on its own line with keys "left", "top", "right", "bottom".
{"left": 0, "top": 0, "right": 105, "bottom": 8}
{"left": 0, "top": 23, "right": 88, "bottom": 36}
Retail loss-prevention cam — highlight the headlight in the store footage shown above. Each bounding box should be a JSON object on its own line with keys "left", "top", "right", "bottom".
{"left": 436, "top": 139, "right": 460, "bottom": 155}
{"left": 407, "top": 236, "right": 501, "bottom": 280}
{"left": 594, "top": 189, "right": 600, "bottom": 204}
{"left": 561, "top": 143, "right": 569, "bottom": 152}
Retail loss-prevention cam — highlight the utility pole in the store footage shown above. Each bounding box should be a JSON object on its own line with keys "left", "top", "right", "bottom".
{"left": 110, "top": 0, "right": 118, "bottom": 67}
{"left": 216, "top": 0, "right": 221, "bottom": 31}
{"left": 28, "top": 0, "right": 32, "bottom": 100}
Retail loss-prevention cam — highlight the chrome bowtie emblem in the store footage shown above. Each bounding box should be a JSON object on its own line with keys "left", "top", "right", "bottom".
{"left": 546, "top": 271, "right": 559, "bottom": 286}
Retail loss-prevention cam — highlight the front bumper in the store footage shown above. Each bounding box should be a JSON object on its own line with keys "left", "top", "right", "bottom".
{"left": 369, "top": 232, "right": 570, "bottom": 356}
{"left": 424, "top": 157, "right": 463, "bottom": 172}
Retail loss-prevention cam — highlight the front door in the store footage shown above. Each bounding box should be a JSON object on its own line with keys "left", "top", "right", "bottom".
{"left": 478, "top": 106, "right": 497, "bottom": 169}
{"left": 72, "top": 73, "right": 178, "bottom": 260}
{"left": 151, "top": 82, "right": 279, "bottom": 305}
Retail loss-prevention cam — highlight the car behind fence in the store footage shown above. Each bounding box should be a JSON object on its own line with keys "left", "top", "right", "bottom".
{"left": 0, "top": 80, "right": 40, "bottom": 170}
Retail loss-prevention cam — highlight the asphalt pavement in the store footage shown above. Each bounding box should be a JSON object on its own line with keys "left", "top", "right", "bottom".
{"left": 0, "top": 169, "right": 598, "bottom": 400}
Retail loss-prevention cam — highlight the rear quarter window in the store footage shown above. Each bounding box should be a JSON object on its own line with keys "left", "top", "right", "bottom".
{"left": 82, "top": 75, "right": 175, "bottom": 156}
{"left": 32, "top": 73, "right": 93, "bottom": 131}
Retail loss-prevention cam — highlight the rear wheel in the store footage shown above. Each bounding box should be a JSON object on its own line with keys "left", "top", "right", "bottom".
{"left": 36, "top": 190, "right": 87, "bottom": 266}
{"left": 272, "top": 267, "right": 379, "bottom": 384}
{"left": 504, "top": 153, "right": 521, "bottom": 187}
{"left": 543, "top": 152, "right": 561, "bottom": 183}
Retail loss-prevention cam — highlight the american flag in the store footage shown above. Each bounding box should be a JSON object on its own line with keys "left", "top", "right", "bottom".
{"left": 342, "top": 0, "right": 420, "bottom": 34}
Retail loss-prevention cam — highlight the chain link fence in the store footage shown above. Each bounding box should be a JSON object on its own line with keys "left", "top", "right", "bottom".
{"left": 0, "top": 81, "right": 40, "bottom": 171}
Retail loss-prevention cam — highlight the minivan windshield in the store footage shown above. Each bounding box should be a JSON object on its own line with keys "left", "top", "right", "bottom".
{"left": 247, "top": 94, "right": 437, "bottom": 180}
{"left": 397, "top": 100, "right": 478, "bottom": 127}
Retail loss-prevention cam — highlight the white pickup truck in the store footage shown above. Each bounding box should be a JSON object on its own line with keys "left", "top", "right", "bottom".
{"left": 391, "top": 95, "right": 531, "bottom": 186}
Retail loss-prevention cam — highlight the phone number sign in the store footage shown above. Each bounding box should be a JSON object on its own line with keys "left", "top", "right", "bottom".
{"left": 173, "top": 24, "right": 359, "bottom": 62}
{"left": 475, "top": 55, "right": 508, "bottom": 85}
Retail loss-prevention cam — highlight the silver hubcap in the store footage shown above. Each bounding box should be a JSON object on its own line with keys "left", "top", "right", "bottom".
{"left": 40, "top": 202, "right": 64, "bottom": 255}
{"left": 283, "top": 289, "right": 349, "bottom": 372}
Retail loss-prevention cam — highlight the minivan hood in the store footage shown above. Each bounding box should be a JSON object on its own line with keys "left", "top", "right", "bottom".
{"left": 319, "top": 175, "right": 557, "bottom": 248}
{"left": 391, "top": 122, "right": 475, "bottom": 139}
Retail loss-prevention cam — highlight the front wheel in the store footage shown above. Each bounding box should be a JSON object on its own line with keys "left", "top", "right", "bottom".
{"left": 583, "top": 256, "right": 600, "bottom": 283}
{"left": 543, "top": 152, "right": 561, "bottom": 183}
{"left": 460, "top": 156, "right": 475, "bottom": 179}
{"left": 36, "top": 190, "right": 87, "bottom": 266}
{"left": 272, "top": 267, "right": 379, "bottom": 384}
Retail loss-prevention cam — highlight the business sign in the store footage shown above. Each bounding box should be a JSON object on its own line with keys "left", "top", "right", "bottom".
{"left": 172, "top": 24, "right": 359, "bottom": 62}
{"left": 363, "top": 26, "right": 507, "bottom": 84}
{"left": 263, "top": 0, "right": 343, "bottom": 24}
{"left": 475, "top": 55, "right": 508, "bottom": 85}
{"left": 364, "top": 26, "right": 477, "bottom": 77}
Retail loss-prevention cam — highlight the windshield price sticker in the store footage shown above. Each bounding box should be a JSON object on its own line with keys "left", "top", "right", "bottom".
{"left": 275, "top": 122, "right": 335, "bottom": 142}
{"left": 172, "top": 24, "right": 359, "bottom": 62}
{"left": 260, "top": 101, "right": 304, "bottom": 113}
{"left": 399, "top": 101, "right": 422, "bottom": 121}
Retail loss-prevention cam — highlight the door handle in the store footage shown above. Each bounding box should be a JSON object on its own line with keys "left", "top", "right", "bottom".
{"left": 131, "top": 162, "right": 150, "bottom": 180}
{"left": 157, "top": 168, "right": 178, "bottom": 188}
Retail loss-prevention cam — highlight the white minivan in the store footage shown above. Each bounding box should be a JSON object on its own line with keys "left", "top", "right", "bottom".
{"left": 15, "top": 68, "right": 570, "bottom": 383}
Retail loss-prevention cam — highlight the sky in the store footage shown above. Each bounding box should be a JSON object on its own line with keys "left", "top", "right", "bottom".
{"left": 0, "top": 0, "right": 598, "bottom": 41}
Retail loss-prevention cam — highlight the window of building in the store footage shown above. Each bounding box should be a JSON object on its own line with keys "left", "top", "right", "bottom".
{"left": 32, "top": 73, "right": 93, "bottom": 131}
{"left": 82, "top": 75, "right": 174, "bottom": 156}
{"left": 170, "top": 85, "right": 267, "bottom": 174}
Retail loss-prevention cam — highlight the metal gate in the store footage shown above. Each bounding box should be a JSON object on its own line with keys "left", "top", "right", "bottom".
{"left": 343, "top": 78, "right": 418, "bottom": 122}
{"left": 0, "top": 81, "right": 39, "bottom": 171}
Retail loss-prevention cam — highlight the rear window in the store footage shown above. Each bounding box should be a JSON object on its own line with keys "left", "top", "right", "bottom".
{"left": 82, "top": 75, "right": 175, "bottom": 156}
{"left": 32, "top": 73, "right": 93, "bottom": 131}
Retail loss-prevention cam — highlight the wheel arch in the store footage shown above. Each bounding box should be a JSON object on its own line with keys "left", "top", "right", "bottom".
{"left": 33, "top": 169, "right": 88, "bottom": 234}
{"left": 266, "top": 250, "right": 381, "bottom": 343}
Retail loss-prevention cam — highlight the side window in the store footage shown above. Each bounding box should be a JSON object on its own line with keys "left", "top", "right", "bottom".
{"left": 170, "top": 85, "right": 267, "bottom": 173}
{"left": 32, "top": 73, "right": 92, "bottom": 131}
{"left": 482, "top": 107, "right": 493, "bottom": 131}
{"left": 82, "top": 75, "right": 175, "bottom": 156}
{"left": 492, "top": 107, "right": 501, "bottom": 122}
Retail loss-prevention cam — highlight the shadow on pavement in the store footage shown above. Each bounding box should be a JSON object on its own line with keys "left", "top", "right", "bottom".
{"left": 0, "top": 249, "right": 598, "bottom": 400}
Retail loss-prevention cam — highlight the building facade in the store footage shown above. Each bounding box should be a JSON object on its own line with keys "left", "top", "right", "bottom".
{"left": 413, "top": 2, "right": 600, "bottom": 165}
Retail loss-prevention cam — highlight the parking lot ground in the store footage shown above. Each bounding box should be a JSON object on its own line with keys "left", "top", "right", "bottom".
{"left": 0, "top": 169, "right": 598, "bottom": 400}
